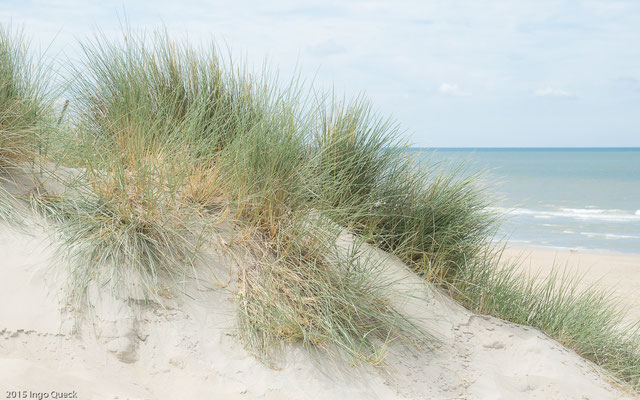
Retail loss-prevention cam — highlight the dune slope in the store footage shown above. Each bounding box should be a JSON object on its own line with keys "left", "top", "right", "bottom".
{"left": 0, "top": 216, "right": 633, "bottom": 400}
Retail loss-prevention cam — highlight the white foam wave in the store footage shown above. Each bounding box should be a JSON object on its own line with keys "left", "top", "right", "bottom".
{"left": 579, "top": 232, "right": 640, "bottom": 240}
{"left": 490, "top": 207, "right": 640, "bottom": 222}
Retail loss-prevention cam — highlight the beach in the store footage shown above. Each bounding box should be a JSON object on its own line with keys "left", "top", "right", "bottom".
{"left": 502, "top": 247, "right": 640, "bottom": 323}
{"left": 1, "top": 21, "right": 638, "bottom": 399}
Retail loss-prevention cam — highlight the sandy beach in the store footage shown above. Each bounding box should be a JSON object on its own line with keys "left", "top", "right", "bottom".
{"left": 502, "top": 247, "right": 640, "bottom": 323}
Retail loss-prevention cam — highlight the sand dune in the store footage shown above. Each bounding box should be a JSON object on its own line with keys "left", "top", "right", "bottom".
{"left": 0, "top": 219, "right": 634, "bottom": 400}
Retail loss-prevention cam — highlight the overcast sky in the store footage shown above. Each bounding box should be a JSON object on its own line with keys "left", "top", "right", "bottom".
{"left": 2, "top": 0, "right": 639, "bottom": 147}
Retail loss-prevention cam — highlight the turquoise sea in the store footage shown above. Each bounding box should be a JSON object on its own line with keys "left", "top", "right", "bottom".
{"left": 413, "top": 148, "right": 640, "bottom": 254}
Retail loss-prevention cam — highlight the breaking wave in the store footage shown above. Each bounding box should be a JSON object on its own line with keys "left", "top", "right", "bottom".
{"left": 490, "top": 207, "right": 640, "bottom": 222}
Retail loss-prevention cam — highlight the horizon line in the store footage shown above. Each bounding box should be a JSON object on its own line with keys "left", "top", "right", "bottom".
{"left": 410, "top": 146, "right": 640, "bottom": 150}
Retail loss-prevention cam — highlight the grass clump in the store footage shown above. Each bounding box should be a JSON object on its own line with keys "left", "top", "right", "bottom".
{"left": 208, "top": 70, "right": 427, "bottom": 364}
{"left": 235, "top": 219, "right": 423, "bottom": 364}
{"left": 0, "top": 24, "right": 54, "bottom": 225}
{"left": 301, "top": 72, "right": 640, "bottom": 391}
{"left": 364, "top": 168, "right": 496, "bottom": 280}
{"left": 308, "top": 93, "right": 639, "bottom": 390}
{"left": 0, "top": 24, "right": 52, "bottom": 168}
{"left": 310, "top": 97, "right": 497, "bottom": 280}
{"left": 38, "top": 30, "right": 227, "bottom": 304}
{"left": 37, "top": 27, "right": 426, "bottom": 364}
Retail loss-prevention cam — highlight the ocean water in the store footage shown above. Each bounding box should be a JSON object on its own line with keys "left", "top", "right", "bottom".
{"left": 413, "top": 148, "right": 640, "bottom": 254}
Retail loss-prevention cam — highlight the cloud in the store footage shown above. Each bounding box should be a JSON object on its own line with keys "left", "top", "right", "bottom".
{"left": 439, "top": 83, "right": 472, "bottom": 97}
{"left": 534, "top": 87, "right": 575, "bottom": 97}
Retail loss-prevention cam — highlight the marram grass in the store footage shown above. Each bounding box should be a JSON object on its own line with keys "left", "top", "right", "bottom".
{"left": 3, "top": 24, "right": 639, "bottom": 391}
{"left": 37, "top": 30, "right": 229, "bottom": 305}
{"left": 0, "top": 24, "right": 53, "bottom": 168}
{"left": 0, "top": 24, "right": 54, "bottom": 225}
{"left": 234, "top": 217, "right": 427, "bottom": 365}
{"left": 36, "top": 28, "right": 430, "bottom": 364}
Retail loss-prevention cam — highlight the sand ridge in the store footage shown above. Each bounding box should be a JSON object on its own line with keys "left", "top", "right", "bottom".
{"left": 0, "top": 219, "right": 635, "bottom": 399}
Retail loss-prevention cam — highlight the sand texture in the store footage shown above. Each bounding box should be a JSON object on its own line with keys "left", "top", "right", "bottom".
{"left": 0, "top": 215, "right": 635, "bottom": 400}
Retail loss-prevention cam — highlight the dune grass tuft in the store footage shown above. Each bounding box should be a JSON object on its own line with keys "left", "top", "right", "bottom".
{"left": 307, "top": 96, "right": 498, "bottom": 280}
{"left": 0, "top": 23, "right": 54, "bottom": 225}
{"left": 37, "top": 30, "right": 227, "bottom": 304}
{"left": 0, "top": 24, "right": 52, "bottom": 168}
{"left": 235, "top": 219, "right": 424, "bottom": 364}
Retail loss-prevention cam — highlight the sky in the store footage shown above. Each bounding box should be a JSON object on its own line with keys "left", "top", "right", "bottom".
{"left": 1, "top": 0, "right": 639, "bottom": 147}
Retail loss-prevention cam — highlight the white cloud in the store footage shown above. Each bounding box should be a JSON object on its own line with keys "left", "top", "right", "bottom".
{"left": 534, "top": 87, "right": 575, "bottom": 97}
{"left": 439, "top": 83, "right": 472, "bottom": 97}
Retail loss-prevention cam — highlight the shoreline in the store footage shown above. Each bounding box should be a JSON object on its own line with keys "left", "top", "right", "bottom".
{"left": 502, "top": 241, "right": 640, "bottom": 257}
{"left": 503, "top": 244, "right": 640, "bottom": 262}
{"left": 502, "top": 246, "right": 640, "bottom": 323}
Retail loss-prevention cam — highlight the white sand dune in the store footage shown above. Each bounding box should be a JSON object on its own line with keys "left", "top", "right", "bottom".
{"left": 0, "top": 214, "right": 634, "bottom": 400}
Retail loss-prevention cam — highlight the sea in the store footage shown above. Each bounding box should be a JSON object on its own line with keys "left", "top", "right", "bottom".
{"left": 413, "top": 148, "right": 640, "bottom": 255}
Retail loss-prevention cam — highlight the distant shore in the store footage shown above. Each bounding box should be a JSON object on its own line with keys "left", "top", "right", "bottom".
{"left": 502, "top": 246, "right": 640, "bottom": 323}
